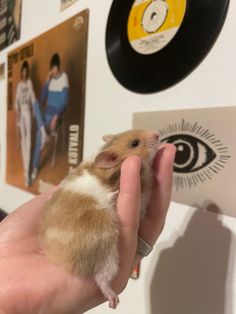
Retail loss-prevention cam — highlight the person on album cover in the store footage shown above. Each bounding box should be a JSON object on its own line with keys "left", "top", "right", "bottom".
{"left": 31, "top": 53, "right": 69, "bottom": 181}
{"left": 15, "top": 61, "right": 36, "bottom": 187}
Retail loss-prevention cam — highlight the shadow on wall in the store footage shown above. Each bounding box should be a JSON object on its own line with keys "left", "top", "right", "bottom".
{"left": 150, "top": 204, "right": 233, "bottom": 314}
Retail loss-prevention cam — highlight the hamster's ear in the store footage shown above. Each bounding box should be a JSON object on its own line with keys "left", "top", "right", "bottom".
{"left": 95, "top": 151, "right": 119, "bottom": 168}
{"left": 102, "top": 134, "right": 115, "bottom": 143}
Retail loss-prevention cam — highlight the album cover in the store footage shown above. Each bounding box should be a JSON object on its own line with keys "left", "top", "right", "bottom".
{"left": 133, "top": 107, "right": 236, "bottom": 218}
{"left": 60, "top": 0, "right": 78, "bottom": 11}
{"left": 7, "top": 10, "right": 89, "bottom": 194}
{"left": 0, "top": 63, "right": 5, "bottom": 80}
{"left": 0, "top": 0, "right": 22, "bottom": 51}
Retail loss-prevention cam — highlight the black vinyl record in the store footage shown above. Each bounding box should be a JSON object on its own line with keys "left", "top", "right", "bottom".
{"left": 106, "top": 0, "right": 230, "bottom": 94}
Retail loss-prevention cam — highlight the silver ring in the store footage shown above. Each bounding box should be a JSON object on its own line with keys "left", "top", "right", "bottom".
{"left": 136, "top": 235, "right": 153, "bottom": 257}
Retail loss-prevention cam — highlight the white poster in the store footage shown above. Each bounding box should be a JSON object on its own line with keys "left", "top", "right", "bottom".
{"left": 133, "top": 107, "right": 235, "bottom": 218}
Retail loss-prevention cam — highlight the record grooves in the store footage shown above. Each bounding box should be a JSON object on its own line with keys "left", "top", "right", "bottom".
{"left": 106, "top": 0, "right": 230, "bottom": 94}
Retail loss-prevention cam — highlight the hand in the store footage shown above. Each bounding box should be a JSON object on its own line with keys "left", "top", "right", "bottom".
{"left": 47, "top": 70, "right": 53, "bottom": 81}
{"left": 0, "top": 144, "right": 176, "bottom": 314}
{"left": 50, "top": 114, "right": 58, "bottom": 131}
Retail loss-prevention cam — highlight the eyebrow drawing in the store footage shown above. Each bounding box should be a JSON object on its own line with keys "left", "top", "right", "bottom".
{"left": 159, "top": 119, "right": 231, "bottom": 191}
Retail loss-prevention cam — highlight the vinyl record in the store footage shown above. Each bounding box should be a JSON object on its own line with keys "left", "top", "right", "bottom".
{"left": 106, "top": 0, "right": 230, "bottom": 94}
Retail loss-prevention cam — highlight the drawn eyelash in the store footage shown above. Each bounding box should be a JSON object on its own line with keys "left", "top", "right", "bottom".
{"left": 159, "top": 119, "right": 231, "bottom": 191}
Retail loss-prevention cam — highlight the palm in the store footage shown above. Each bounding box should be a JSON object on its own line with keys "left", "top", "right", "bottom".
{"left": 0, "top": 144, "right": 175, "bottom": 313}
{"left": 0, "top": 194, "right": 101, "bottom": 314}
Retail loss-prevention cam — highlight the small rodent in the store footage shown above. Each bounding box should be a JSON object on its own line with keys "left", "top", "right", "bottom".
{"left": 38, "top": 129, "right": 160, "bottom": 309}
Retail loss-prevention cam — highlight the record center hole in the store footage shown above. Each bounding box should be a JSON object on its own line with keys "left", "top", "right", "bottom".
{"left": 151, "top": 12, "right": 158, "bottom": 20}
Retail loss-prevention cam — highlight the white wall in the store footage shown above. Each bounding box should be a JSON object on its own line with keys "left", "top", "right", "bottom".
{"left": 0, "top": 1, "right": 236, "bottom": 313}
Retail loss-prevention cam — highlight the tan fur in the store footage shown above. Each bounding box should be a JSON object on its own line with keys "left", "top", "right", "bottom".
{"left": 94, "top": 129, "right": 159, "bottom": 194}
{"left": 100, "top": 129, "right": 159, "bottom": 209}
{"left": 39, "top": 189, "right": 118, "bottom": 277}
{"left": 102, "top": 129, "right": 157, "bottom": 161}
{"left": 38, "top": 129, "right": 160, "bottom": 309}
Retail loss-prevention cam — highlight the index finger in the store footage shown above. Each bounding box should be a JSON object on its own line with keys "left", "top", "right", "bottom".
{"left": 148, "top": 143, "right": 176, "bottom": 221}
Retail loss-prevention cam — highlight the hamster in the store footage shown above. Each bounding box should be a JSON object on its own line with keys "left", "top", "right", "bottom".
{"left": 38, "top": 129, "right": 160, "bottom": 309}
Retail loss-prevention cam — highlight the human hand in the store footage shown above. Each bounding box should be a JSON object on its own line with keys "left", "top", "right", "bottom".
{"left": 47, "top": 70, "right": 53, "bottom": 81}
{"left": 117, "top": 143, "right": 176, "bottom": 277}
{"left": 50, "top": 114, "right": 58, "bottom": 132}
{"left": 0, "top": 144, "right": 175, "bottom": 314}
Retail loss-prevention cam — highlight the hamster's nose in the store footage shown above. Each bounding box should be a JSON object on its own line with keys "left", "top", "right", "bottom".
{"left": 150, "top": 132, "right": 160, "bottom": 142}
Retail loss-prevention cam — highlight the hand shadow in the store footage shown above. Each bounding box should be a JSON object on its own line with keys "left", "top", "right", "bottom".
{"left": 149, "top": 204, "right": 233, "bottom": 314}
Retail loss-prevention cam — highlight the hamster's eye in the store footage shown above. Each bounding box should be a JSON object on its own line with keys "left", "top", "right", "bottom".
{"left": 130, "top": 139, "right": 140, "bottom": 148}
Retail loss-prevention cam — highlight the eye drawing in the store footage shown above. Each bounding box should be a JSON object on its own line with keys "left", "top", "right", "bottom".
{"left": 159, "top": 119, "right": 231, "bottom": 190}
{"left": 162, "top": 134, "right": 216, "bottom": 173}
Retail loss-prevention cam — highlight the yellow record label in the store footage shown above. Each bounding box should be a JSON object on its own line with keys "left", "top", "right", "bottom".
{"left": 127, "top": 0, "right": 187, "bottom": 55}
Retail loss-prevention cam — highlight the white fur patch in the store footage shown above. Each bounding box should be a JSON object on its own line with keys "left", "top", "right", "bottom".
{"left": 61, "top": 170, "right": 118, "bottom": 209}
{"left": 141, "top": 159, "right": 154, "bottom": 216}
{"left": 95, "top": 245, "right": 119, "bottom": 282}
{"left": 141, "top": 190, "right": 152, "bottom": 217}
